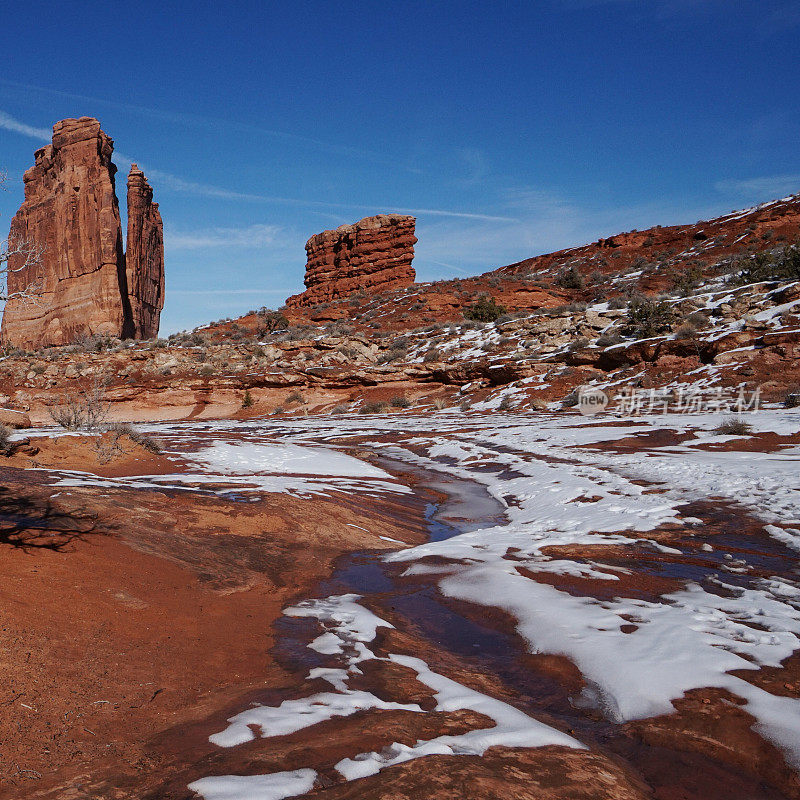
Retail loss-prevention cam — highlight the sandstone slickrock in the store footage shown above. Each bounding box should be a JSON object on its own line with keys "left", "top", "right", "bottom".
{"left": 1, "top": 118, "right": 164, "bottom": 349}
{"left": 126, "top": 164, "right": 165, "bottom": 338}
{"left": 287, "top": 214, "right": 417, "bottom": 307}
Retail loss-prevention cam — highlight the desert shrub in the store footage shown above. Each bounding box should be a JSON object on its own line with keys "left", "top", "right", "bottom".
{"left": 106, "top": 422, "right": 162, "bottom": 454}
{"left": 242, "top": 389, "right": 254, "bottom": 408}
{"left": 459, "top": 399, "right": 472, "bottom": 412}
{"left": 735, "top": 245, "right": 800, "bottom": 284}
{"left": 359, "top": 401, "right": 388, "bottom": 414}
{"left": 624, "top": 297, "right": 676, "bottom": 338}
{"left": 784, "top": 391, "right": 800, "bottom": 409}
{"left": 273, "top": 406, "right": 285, "bottom": 414}
{"left": 685, "top": 311, "right": 710, "bottom": 329}
{"left": 673, "top": 266, "right": 703, "bottom": 296}
{"left": 715, "top": 417, "right": 752, "bottom": 436}
{"left": 49, "top": 377, "right": 109, "bottom": 431}
{"left": 377, "top": 347, "right": 407, "bottom": 364}
{"left": 200, "top": 364, "right": 214, "bottom": 376}
{"left": 596, "top": 333, "right": 623, "bottom": 348}
{"left": 567, "top": 337, "right": 590, "bottom": 351}
{"left": 607, "top": 297, "right": 627, "bottom": 310}
{"left": 674, "top": 323, "right": 698, "bottom": 340}
{"left": 555, "top": 265, "right": 584, "bottom": 290}
{"left": 390, "top": 395, "right": 411, "bottom": 408}
{"left": 330, "top": 403, "right": 349, "bottom": 414}
{"left": 498, "top": 395, "right": 514, "bottom": 411}
{"left": 432, "top": 398, "right": 448, "bottom": 410}
{"left": 423, "top": 347, "right": 441, "bottom": 363}
{"left": 464, "top": 295, "right": 507, "bottom": 323}
{"left": 589, "top": 271, "right": 604, "bottom": 285}
{"left": 286, "top": 390, "right": 303, "bottom": 404}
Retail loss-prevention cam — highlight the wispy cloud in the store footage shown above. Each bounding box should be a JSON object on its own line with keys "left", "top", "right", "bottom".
{"left": 716, "top": 174, "right": 800, "bottom": 199}
{"left": 166, "top": 223, "right": 282, "bottom": 250}
{"left": 0, "top": 78, "right": 419, "bottom": 172}
{"left": 0, "top": 110, "right": 50, "bottom": 141}
{"left": 1, "top": 108, "right": 516, "bottom": 222}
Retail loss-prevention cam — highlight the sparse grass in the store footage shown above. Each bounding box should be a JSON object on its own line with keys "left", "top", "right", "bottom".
{"left": 432, "top": 398, "right": 448, "bottom": 410}
{"left": 715, "top": 417, "right": 753, "bottom": 436}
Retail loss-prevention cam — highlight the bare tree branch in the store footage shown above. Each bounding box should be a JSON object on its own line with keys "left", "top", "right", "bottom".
{"left": 0, "top": 168, "right": 45, "bottom": 306}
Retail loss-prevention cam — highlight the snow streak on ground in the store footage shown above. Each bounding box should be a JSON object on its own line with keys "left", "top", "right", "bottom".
{"left": 190, "top": 593, "right": 583, "bottom": 799}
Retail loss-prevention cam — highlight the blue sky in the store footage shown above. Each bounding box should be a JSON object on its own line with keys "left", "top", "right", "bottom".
{"left": 1, "top": 0, "right": 799, "bottom": 334}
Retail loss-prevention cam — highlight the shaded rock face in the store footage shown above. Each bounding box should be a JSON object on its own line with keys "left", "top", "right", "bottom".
{"left": 1, "top": 118, "right": 164, "bottom": 349}
{"left": 126, "top": 164, "right": 165, "bottom": 339}
{"left": 287, "top": 214, "right": 416, "bottom": 307}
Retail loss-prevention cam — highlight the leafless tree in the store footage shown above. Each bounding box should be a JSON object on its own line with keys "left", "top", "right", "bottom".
{"left": 0, "top": 169, "right": 45, "bottom": 305}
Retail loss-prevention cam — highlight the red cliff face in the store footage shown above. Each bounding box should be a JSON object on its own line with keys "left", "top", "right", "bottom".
{"left": 1, "top": 118, "right": 164, "bottom": 349}
{"left": 287, "top": 214, "right": 417, "bottom": 307}
{"left": 126, "top": 164, "right": 165, "bottom": 339}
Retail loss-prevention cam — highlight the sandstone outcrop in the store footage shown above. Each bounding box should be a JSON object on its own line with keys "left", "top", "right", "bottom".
{"left": 287, "top": 214, "right": 416, "bottom": 306}
{"left": 126, "top": 164, "right": 165, "bottom": 338}
{"left": 1, "top": 118, "right": 164, "bottom": 349}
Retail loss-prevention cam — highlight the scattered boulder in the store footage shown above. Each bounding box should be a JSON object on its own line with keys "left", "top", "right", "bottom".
{"left": 0, "top": 408, "right": 32, "bottom": 428}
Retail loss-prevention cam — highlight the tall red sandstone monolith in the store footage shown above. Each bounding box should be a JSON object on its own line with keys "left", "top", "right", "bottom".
{"left": 1, "top": 118, "right": 165, "bottom": 349}
{"left": 1, "top": 118, "right": 127, "bottom": 348}
{"left": 287, "top": 214, "right": 417, "bottom": 306}
{"left": 126, "top": 164, "right": 165, "bottom": 338}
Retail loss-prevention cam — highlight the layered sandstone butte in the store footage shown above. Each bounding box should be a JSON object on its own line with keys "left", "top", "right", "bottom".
{"left": 126, "top": 164, "right": 165, "bottom": 339}
{"left": 287, "top": 214, "right": 416, "bottom": 306}
{"left": 1, "top": 118, "right": 164, "bottom": 349}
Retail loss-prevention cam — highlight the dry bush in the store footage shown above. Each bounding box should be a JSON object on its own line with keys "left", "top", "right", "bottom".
{"left": 49, "top": 377, "right": 110, "bottom": 431}
{"left": 359, "top": 401, "right": 388, "bottom": 414}
{"left": 715, "top": 417, "right": 752, "bottom": 436}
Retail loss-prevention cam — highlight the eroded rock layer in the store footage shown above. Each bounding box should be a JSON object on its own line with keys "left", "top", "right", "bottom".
{"left": 1, "top": 118, "right": 164, "bottom": 349}
{"left": 126, "top": 164, "right": 165, "bottom": 339}
{"left": 287, "top": 214, "right": 416, "bottom": 306}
